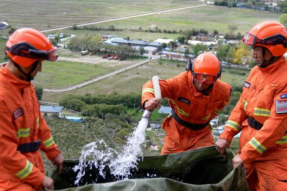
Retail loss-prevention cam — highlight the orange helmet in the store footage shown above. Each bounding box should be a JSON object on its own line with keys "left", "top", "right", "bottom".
{"left": 191, "top": 52, "right": 221, "bottom": 84}
{"left": 5, "top": 28, "right": 58, "bottom": 67}
{"left": 243, "top": 21, "right": 287, "bottom": 56}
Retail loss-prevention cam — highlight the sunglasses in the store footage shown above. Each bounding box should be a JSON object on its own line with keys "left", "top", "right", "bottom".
{"left": 243, "top": 32, "right": 287, "bottom": 48}
{"left": 193, "top": 73, "right": 217, "bottom": 84}
{"left": 6, "top": 42, "right": 58, "bottom": 61}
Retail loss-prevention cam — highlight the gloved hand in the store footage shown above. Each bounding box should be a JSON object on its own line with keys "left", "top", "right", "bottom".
{"left": 144, "top": 98, "right": 161, "bottom": 111}
{"left": 52, "top": 154, "right": 64, "bottom": 174}
{"left": 42, "top": 176, "right": 54, "bottom": 190}
{"left": 215, "top": 138, "right": 230, "bottom": 158}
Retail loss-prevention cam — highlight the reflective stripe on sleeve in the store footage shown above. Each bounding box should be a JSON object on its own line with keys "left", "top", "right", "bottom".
{"left": 17, "top": 128, "right": 30, "bottom": 139}
{"left": 15, "top": 160, "right": 33, "bottom": 179}
{"left": 276, "top": 136, "right": 287, "bottom": 144}
{"left": 249, "top": 137, "right": 267, "bottom": 154}
{"left": 142, "top": 88, "right": 154, "bottom": 95}
{"left": 226, "top": 120, "right": 240, "bottom": 131}
{"left": 43, "top": 137, "right": 55, "bottom": 148}
{"left": 254, "top": 108, "right": 270, "bottom": 117}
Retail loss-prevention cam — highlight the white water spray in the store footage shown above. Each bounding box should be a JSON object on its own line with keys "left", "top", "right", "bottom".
{"left": 73, "top": 114, "right": 150, "bottom": 185}
{"left": 73, "top": 76, "right": 161, "bottom": 185}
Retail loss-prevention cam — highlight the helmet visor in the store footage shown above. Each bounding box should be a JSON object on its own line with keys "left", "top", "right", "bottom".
{"left": 193, "top": 73, "right": 217, "bottom": 84}
{"left": 243, "top": 32, "right": 287, "bottom": 47}
{"left": 243, "top": 32, "right": 257, "bottom": 45}
{"left": 6, "top": 42, "right": 58, "bottom": 61}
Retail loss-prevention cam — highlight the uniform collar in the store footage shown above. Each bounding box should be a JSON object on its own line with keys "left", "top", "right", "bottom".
{"left": 257, "top": 56, "right": 286, "bottom": 74}
{"left": 0, "top": 64, "right": 31, "bottom": 90}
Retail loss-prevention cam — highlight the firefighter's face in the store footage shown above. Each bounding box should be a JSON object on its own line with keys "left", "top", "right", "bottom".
{"left": 252, "top": 46, "right": 272, "bottom": 66}
{"left": 194, "top": 80, "right": 211, "bottom": 91}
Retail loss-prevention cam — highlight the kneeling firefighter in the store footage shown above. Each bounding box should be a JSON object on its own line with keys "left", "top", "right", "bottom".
{"left": 142, "top": 52, "right": 232, "bottom": 155}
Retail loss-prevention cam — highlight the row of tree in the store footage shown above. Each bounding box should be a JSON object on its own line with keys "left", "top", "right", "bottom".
{"left": 67, "top": 34, "right": 141, "bottom": 58}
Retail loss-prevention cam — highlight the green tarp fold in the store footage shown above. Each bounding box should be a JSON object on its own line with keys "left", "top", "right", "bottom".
{"left": 50, "top": 146, "right": 249, "bottom": 191}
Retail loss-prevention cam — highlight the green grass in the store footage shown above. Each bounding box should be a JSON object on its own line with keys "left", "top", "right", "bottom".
{"left": 47, "top": 5, "right": 280, "bottom": 41}
{"left": 34, "top": 59, "right": 135, "bottom": 89}
{"left": 40, "top": 58, "right": 251, "bottom": 103}
{"left": 0, "top": 38, "right": 7, "bottom": 62}
{"left": 1, "top": 0, "right": 201, "bottom": 30}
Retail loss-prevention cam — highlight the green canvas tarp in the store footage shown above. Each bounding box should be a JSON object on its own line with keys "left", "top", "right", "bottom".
{"left": 50, "top": 146, "right": 249, "bottom": 191}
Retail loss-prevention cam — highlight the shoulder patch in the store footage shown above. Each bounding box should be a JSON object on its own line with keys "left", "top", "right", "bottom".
{"left": 178, "top": 97, "right": 190, "bottom": 105}
{"left": 243, "top": 81, "right": 251, "bottom": 89}
{"left": 14, "top": 108, "right": 24, "bottom": 119}
{"left": 280, "top": 94, "right": 287, "bottom": 99}
{"left": 276, "top": 100, "right": 287, "bottom": 114}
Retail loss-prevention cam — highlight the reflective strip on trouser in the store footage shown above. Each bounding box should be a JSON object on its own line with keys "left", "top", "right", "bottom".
{"left": 15, "top": 160, "right": 33, "bottom": 179}
{"left": 276, "top": 136, "right": 287, "bottom": 144}
{"left": 254, "top": 108, "right": 270, "bottom": 117}
{"left": 43, "top": 137, "right": 55, "bottom": 148}
{"left": 249, "top": 137, "right": 267, "bottom": 154}
{"left": 36, "top": 117, "right": 40, "bottom": 128}
{"left": 214, "top": 109, "right": 222, "bottom": 115}
{"left": 176, "top": 106, "right": 189, "bottom": 117}
{"left": 17, "top": 128, "right": 30, "bottom": 139}
{"left": 226, "top": 120, "right": 240, "bottom": 131}
{"left": 142, "top": 88, "right": 154, "bottom": 95}
{"left": 202, "top": 113, "right": 211, "bottom": 120}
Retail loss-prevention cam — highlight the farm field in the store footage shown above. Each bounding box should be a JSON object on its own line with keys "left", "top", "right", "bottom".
{"left": 34, "top": 55, "right": 139, "bottom": 89}
{"left": 40, "top": 57, "right": 249, "bottom": 103}
{"left": 0, "top": 0, "right": 202, "bottom": 30}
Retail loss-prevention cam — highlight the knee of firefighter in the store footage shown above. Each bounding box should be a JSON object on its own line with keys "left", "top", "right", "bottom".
{"left": 0, "top": 179, "right": 35, "bottom": 191}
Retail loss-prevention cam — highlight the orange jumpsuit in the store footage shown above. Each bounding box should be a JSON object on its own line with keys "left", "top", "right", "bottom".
{"left": 0, "top": 66, "right": 61, "bottom": 191}
{"left": 142, "top": 71, "right": 231, "bottom": 155}
{"left": 220, "top": 56, "right": 287, "bottom": 191}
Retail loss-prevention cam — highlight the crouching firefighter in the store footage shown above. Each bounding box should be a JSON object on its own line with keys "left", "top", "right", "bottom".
{"left": 141, "top": 52, "right": 232, "bottom": 155}
{"left": 0, "top": 28, "right": 64, "bottom": 190}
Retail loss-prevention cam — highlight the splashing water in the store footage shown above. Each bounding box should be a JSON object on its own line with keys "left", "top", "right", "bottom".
{"left": 73, "top": 117, "right": 149, "bottom": 185}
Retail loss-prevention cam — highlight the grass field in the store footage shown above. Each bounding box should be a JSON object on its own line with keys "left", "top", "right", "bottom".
{"left": 0, "top": 0, "right": 280, "bottom": 38}
{"left": 0, "top": 0, "right": 202, "bottom": 30}
{"left": 34, "top": 58, "right": 137, "bottom": 89}
{"left": 40, "top": 57, "right": 250, "bottom": 103}
{"left": 0, "top": 38, "right": 7, "bottom": 62}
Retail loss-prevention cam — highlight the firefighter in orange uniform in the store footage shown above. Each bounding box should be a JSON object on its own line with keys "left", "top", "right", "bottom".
{"left": 0, "top": 28, "right": 64, "bottom": 190}
{"left": 142, "top": 52, "right": 232, "bottom": 155}
{"left": 216, "top": 21, "right": 287, "bottom": 191}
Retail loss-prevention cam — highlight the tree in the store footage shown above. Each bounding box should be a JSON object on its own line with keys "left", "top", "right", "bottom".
{"left": 192, "top": 44, "right": 208, "bottom": 57}
{"left": 216, "top": 44, "right": 231, "bottom": 61}
{"left": 177, "top": 36, "right": 185, "bottom": 44}
{"left": 8, "top": 28, "right": 16, "bottom": 35}
{"left": 139, "top": 47, "right": 145, "bottom": 55}
{"left": 233, "top": 43, "right": 250, "bottom": 65}
{"left": 279, "top": 14, "right": 287, "bottom": 27}
{"left": 35, "top": 86, "right": 43, "bottom": 100}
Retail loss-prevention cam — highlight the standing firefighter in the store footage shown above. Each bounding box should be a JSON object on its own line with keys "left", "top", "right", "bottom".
{"left": 0, "top": 28, "right": 64, "bottom": 190}
{"left": 216, "top": 21, "right": 287, "bottom": 191}
{"left": 142, "top": 52, "right": 232, "bottom": 154}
